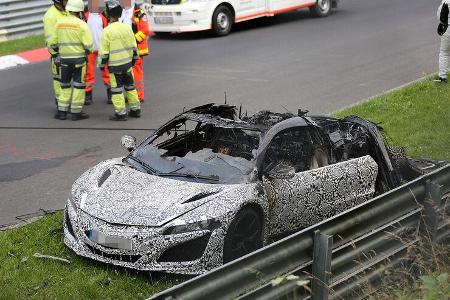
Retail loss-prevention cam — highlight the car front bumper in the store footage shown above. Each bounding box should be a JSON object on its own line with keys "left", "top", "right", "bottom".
{"left": 64, "top": 199, "right": 225, "bottom": 275}
{"left": 149, "top": 3, "right": 212, "bottom": 32}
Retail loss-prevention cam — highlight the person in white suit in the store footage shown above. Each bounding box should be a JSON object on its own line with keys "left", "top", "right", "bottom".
{"left": 436, "top": 0, "right": 450, "bottom": 83}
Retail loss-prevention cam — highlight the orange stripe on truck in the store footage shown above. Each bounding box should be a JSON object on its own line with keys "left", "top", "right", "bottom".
{"left": 235, "top": 1, "right": 316, "bottom": 22}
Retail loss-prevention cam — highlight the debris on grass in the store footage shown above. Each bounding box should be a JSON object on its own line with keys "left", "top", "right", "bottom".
{"left": 33, "top": 253, "right": 70, "bottom": 264}
{"left": 98, "top": 277, "right": 113, "bottom": 287}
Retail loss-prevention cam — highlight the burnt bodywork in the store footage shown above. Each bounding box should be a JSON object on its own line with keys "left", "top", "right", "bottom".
{"left": 64, "top": 104, "right": 447, "bottom": 275}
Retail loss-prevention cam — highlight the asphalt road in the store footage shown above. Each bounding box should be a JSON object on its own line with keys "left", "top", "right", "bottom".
{"left": 0, "top": 0, "right": 442, "bottom": 226}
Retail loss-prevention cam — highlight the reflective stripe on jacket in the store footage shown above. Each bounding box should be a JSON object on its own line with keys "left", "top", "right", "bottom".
{"left": 51, "top": 14, "right": 93, "bottom": 60}
{"left": 43, "top": 5, "right": 66, "bottom": 50}
{"left": 100, "top": 21, "right": 138, "bottom": 68}
{"left": 133, "top": 8, "right": 150, "bottom": 56}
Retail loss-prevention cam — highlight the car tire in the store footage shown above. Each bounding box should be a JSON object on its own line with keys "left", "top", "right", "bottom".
{"left": 212, "top": 5, "right": 233, "bottom": 37}
{"left": 309, "top": 0, "right": 332, "bottom": 17}
{"left": 153, "top": 32, "right": 171, "bottom": 38}
{"left": 223, "top": 207, "right": 263, "bottom": 263}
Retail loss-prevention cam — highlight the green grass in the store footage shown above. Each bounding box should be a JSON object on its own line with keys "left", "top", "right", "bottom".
{"left": 1, "top": 77, "right": 449, "bottom": 299}
{"left": 335, "top": 78, "right": 450, "bottom": 160}
{"left": 0, "top": 212, "right": 172, "bottom": 300}
{"left": 0, "top": 34, "right": 45, "bottom": 56}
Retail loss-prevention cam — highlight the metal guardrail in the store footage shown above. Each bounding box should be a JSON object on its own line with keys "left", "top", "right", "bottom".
{"left": 0, "top": 0, "right": 154, "bottom": 41}
{"left": 149, "top": 164, "right": 450, "bottom": 300}
{"left": 0, "top": 0, "right": 52, "bottom": 41}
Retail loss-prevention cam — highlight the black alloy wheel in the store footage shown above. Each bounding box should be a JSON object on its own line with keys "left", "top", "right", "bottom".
{"left": 223, "top": 207, "right": 263, "bottom": 263}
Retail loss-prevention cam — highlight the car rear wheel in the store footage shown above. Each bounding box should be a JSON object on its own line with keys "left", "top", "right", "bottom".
{"left": 212, "top": 5, "right": 233, "bottom": 37}
{"left": 223, "top": 207, "right": 263, "bottom": 263}
{"left": 309, "top": 0, "right": 332, "bottom": 17}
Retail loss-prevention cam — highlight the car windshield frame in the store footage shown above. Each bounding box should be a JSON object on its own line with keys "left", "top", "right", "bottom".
{"left": 125, "top": 114, "right": 263, "bottom": 184}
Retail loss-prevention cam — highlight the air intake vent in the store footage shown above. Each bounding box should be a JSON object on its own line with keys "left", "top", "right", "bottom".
{"left": 183, "top": 191, "right": 219, "bottom": 204}
{"left": 85, "top": 244, "right": 142, "bottom": 263}
{"left": 98, "top": 169, "right": 112, "bottom": 187}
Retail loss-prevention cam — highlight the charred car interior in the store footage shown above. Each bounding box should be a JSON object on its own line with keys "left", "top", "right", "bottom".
{"left": 64, "top": 103, "right": 447, "bottom": 275}
{"left": 129, "top": 104, "right": 439, "bottom": 192}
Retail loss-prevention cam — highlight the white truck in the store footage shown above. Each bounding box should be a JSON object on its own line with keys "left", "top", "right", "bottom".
{"left": 144, "top": 0, "right": 339, "bottom": 36}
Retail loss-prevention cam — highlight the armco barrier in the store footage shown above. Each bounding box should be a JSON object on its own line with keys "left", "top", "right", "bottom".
{"left": 0, "top": 0, "right": 154, "bottom": 41}
{"left": 0, "top": 0, "right": 52, "bottom": 41}
{"left": 149, "top": 164, "right": 450, "bottom": 300}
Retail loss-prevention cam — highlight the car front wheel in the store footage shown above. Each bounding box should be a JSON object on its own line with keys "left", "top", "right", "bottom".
{"left": 309, "top": 0, "right": 332, "bottom": 17}
{"left": 223, "top": 207, "right": 263, "bottom": 263}
{"left": 212, "top": 5, "right": 233, "bottom": 36}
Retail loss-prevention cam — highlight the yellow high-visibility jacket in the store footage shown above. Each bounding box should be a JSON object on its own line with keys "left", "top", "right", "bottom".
{"left": 43, "top": 5, "right": 66, "bottom": 49}
{"left": 50, "top": 14, "right": 93, "bottom": 61}
{"left": 100, "top": 21, "right": 139, "bottom": 70}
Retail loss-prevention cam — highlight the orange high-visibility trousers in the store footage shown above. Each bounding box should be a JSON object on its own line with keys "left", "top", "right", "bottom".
{"left": 132, "top": 57, "right": 145, "bottom": 102}
{"left": 85, "top": 51, "right": 110, "bottom": 92}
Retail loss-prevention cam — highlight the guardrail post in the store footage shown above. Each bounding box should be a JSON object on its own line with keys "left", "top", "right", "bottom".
{"left": 311, "top": 230, "right": 333, "bottom": 300}
{"left": 420, "top": 180, "right": 443, "bottom": 243}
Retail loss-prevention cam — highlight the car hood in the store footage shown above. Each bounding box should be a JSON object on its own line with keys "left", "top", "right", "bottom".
{"left": 74, "top": 159, "right": 227, "bottom": 226}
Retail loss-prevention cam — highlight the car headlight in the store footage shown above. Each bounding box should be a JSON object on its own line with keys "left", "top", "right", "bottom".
{"left": 68, "top": 193, "right": 77, "bottom": 209}
{"left": 163, "top": 218, "right": 221, "bottom": 235}
{"left": 69, "top": 188, "right": 89, "bottom": 209}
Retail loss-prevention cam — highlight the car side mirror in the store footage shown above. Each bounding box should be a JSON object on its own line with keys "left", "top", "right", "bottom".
{"left": 266, "top": 163, "right": 296, "bottom": 180}
{"left": 121, "top": 135, "right": 137, "bottom": 152}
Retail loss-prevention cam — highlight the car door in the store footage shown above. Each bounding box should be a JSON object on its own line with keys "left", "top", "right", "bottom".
{"left": 261, "top": 128, "right": 378, "bottom": 238}
{"left": 236, "top": 0, "right": 266, "bottom": 20}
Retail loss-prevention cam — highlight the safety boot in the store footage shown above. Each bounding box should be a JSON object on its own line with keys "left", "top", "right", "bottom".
{"left": 109, "top": 113, "right": 128, "bottom": 121}
{"left": 54, "top": 110, "right": 67, "bottom": 120}
{"left": 85, "top": 91, "right": 93, "bottom": 105}
{"left": 107, "top": 87, "right": 112, "bottom": 104}
{"left": 72, "top": 111, "right": 90, "bottom": 121}
{"left": 129, "top": 109, "right": 141, "bottom": 118}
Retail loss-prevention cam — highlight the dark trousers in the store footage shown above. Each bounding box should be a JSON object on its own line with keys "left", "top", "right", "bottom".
{"left": 109, "top": 67, "right": 140, "bottom": 115}
{"left": 59, "top": 62, "right": 86, "bottom": 113}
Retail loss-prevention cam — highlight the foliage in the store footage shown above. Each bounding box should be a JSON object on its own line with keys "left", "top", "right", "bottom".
{"left": 0, "top": 34, "right": 45, "bottom": 56}
{"left": 0, "top": 212, "right": 172, "bottom": 300}
{"left": 335, "top": 78, "right": 450, "bottom": 160}
{"left": 419, "top": 273, "right": 450, "bottom": 300}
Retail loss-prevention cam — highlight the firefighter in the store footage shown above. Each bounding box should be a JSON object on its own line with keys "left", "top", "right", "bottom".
{"left": 132, "top": 0, "right": 150, "bottom": 102}
{"left": 100, "top": 1, "right": 141, "bottom": 121}
{"left": 50, "top": 0, "right": 93, "bottom": 121}
{"left": 84, "top": 6, "right": 111, "bottom": 104}
{"left": 43, "top": 0, "right": 67, "bottom": 108}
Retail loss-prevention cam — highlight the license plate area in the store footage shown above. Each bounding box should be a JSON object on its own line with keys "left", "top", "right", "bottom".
{"left": 154, "top": 16, "right": 174, "bottom": 24}
{"left": 85, "top": 229, "right": 133, "bottom": 251}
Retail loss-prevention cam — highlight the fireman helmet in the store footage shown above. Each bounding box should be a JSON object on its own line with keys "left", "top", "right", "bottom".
{"left": 65, "top": 0, "right": 84, "bottom": 12}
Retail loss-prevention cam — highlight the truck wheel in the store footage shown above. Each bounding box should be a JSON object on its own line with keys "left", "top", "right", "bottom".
{"left": 212, "top": 5, "right": 233, "bottom": 36}
{"left": 309, "top": 0, "right": 332, "bottom": 17}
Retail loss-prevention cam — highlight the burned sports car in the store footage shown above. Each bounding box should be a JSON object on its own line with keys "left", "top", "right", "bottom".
{"left": 64, "top": 104, "right": 445, "bottom": 274}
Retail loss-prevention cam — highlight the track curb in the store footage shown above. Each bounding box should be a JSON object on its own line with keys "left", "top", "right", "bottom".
{"left": 0, "top": 47, "right": 49, "bottom": 71}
